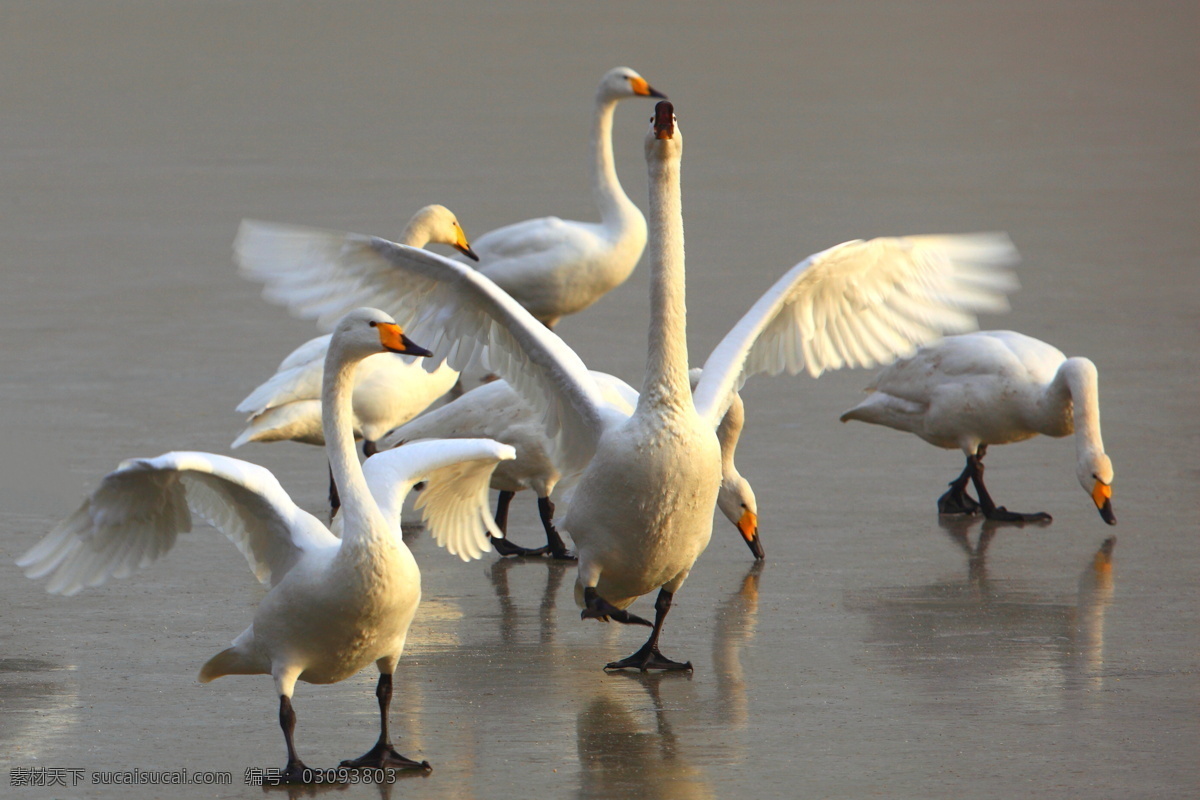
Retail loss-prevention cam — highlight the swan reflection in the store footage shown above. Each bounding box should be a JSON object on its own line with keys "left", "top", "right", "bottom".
{"left": 848, "top": 521, "right": 1117, "bottom": 710}
{"left": 576, "top": 673, "right": 712, "bottom": 800}
{"left": 711, "top": 561, "right": 762, "bottom": 730}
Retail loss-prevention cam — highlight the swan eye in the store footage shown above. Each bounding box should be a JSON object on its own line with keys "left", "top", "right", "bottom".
{"left": 369, "top": 321, "right": 377, "bottom": 328}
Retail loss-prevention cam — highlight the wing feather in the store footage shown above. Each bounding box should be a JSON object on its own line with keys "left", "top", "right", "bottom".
{"left": 17, "top": 452, "right": 335, "bottom": 595}
{"left": 235, "top": 221, "right": 607, "bottom": 477}
{"left": 362, "top": 439, "right": 516, "bottom": 562}
{"left": 693, "top": 233, "right": 1019, "bottom": 426}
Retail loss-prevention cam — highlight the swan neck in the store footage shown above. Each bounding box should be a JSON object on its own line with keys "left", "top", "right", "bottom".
{"left": 398, "top": 218, "right": 431, "bottom": 249}
{"left": 591, "top": 95, "right": 637, "bottom": 226}
{"left": 323, "top": 349, "right": 378, "bottom": 537}
{"left": 639, "top": 154, "right": 691, "bottom": 410}
{"left": 1054, "top": 357, "right": 1105, "bottom": 456}
{"left": 716, "top": 393, "right": 745, "bottom": 470}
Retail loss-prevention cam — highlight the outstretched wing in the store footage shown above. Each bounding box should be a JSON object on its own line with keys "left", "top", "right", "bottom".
{"left": 362, "top": 438, "right": 516, "bottom": 562}
{"left": 693, "top": 233, "right": 1019, "bottom": 427}
{"left": 17, "top": 452, "right": 336, "bottom": 596}
{"left": 235, "top": 220, "right": 609, "bottom": 477}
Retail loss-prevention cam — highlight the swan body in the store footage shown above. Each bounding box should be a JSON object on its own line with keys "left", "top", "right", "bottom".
{"left": 840, "top": 330, "right": 1115, "bottom": 524}
{"left": 233, "top": 204, "right": 474, "bottom": 454}
{"left": 232, "top": 333, "right": 460, "bottom": 449}
{"left": 381, "top": 368, "right": 763, "bottom": 559}
{"left": 18, "top": 308, "right": 514, "bottom": 777}
{"left": 235, "top": 102, "right": 1018, "bottom": 670}
{"left": 459, "top": 67, "right": 665, "bottom": 328}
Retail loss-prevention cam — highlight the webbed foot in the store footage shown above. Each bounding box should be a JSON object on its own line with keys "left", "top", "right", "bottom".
{"left": 339, "top": 741, "right": 431, "bottom": 773}
{"left": 604, "top": 643, "right": 693, "bottom": 672}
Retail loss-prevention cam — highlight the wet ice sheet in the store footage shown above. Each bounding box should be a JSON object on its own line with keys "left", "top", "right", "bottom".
{"left": 1, "top": 2, "right": 1197, "bottom": 798}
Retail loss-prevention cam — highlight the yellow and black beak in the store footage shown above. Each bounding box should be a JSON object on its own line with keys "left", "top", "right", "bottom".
{"left": 1092, "top": 480, "right": 1116, "bottom": 526}
{"left": 453, "top": 224, "right": 480, "bottom": 262}
{"left": 376, "top": 322, "right": 433, "bottom": 358}
{"left": 629, "top": 75, "right": 667, "bottom": 99}
{"left": 737, "top": 509, "right": 764, "bottom": 560}
{"left": 653, "top": 100, "right": 674, "bottom": 140}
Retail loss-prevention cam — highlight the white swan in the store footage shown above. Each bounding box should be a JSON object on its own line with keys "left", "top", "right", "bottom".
{"left": 840, "top": 330, "right": 1115, "bottom": 524}
{"left": 234, "top": 101, "right": 1018, "bottom": 670}
{"left": 457, "top": 67, "right": 665, "bottom": 328}
{"left": 232, "top": 333, "right": 460, "bottom": 454}
{"left": 379, "top": 368, "right": 764, "bottom": 561}
{"left": 233, "top": 203, "right": 474, "bottom": 455}
{"left": 17, "top": 308, "right": 515, "bottom": 780}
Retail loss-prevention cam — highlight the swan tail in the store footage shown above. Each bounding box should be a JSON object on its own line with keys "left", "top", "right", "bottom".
{"left": 199, "top": 646, "right": 265, "bottom": 683}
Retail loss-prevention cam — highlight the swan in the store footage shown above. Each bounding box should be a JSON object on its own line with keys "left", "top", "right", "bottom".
{"left": 232, "top": 336, "right": 460, "bottom": 455}
{"left": 233, "top": 203, "right": 474, "bottom": 455}
{"left": 839, "top": 330, "right": 1115, "bottom": 524}
{"left": 234, "top": 100, "right": 1019, "bottom": 670}
{"left": 379, "top": 368, "right": 764, "bottom": 561}
{"left": 17, "top": 308, "right": 516, "bottom": 781}
{"left": 457, "top": 67, "right": 665, "bottom": 328}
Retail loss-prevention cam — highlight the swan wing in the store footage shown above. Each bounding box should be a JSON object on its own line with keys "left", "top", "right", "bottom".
{"left": 467, "top": 215, "right": 580, "bottom": 262}
{"left": 362, "top": 439, "right": 516, "bottom": 562}
{"left": 693, "top": 233, "right": 1019, "bottom": 426}
{"left": 235, "top": 358, "right": 323, "bottom": 417}
{"left": 235, "top": 220, "right": 608, "bottom": 476}
{"left": 16, "top": 452, "right": 336, "bottom": 596}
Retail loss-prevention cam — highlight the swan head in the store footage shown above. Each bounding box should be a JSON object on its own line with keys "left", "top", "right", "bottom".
{"left": 1078, "top": 450, "right": 1116, "bottom": 525}
{"left": 645, "top": 100, "right": 682, "bottom": 160}
{"left": 409, "top": 204, "right": 479, "bottom": 261}
{"left": 331, "top": 307, "right": 433, "bottom": 361}
{"left": 599, "top": 67, "right": 667, "bottom": 101}
{"left": 718, "top": 475, "right": 763, "bottom": 560}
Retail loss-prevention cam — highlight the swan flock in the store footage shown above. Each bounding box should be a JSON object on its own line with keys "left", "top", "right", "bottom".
{"left": 16, "top": 63, "right": 1115, "bottom": 782}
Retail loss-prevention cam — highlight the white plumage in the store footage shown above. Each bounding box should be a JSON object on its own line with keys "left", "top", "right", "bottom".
{"left": 840, "top": 330, "right": 1115, "bottom": 524}
{"left": 232, "top": 204, "right": 474, "bottom": 456}
{"left": 232, "top": 333, "right": 459, "bottom": 449}
{"left": 381, "top": 368, "right": 764, "bottom": 560}
{"left": 18, "top": 308, "right": 515, "bottom": 779}
{"left": 234, "top": 101, "right": 1019, "bottom": 670}
{"left": 451, "top": 67, "right": 665, "bottom": 328}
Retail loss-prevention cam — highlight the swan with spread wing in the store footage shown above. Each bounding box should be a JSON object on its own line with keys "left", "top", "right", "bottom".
{"left": 18, "top": 308, "right": 515, "bottom": 780}
{"left": 235, "top": 101, "right": 1017, "bottom": 670}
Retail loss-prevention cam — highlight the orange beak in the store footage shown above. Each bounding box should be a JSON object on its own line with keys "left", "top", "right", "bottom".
{"left": 453, "top": 224, "right": 479, "bottom": 261}
{"left": 377, "top": 322, "right": 432, "bottom": 357}
{"left": 629, "top": 76, "right": 667, "bottom": 99}
{"left": 737, "top": 509, "right": 764, "bottom": 560}
{"left": 1092, "top": 480, "right": 1116, "bottom": 525}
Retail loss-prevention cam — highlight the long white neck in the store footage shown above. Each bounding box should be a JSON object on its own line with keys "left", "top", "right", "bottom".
{"left": 1048, "top": 357, "right": 1106, "bottom": 459}
{"left": 637, "top": 147, "right": 691, "bottom": 413}
{"left": 323, "top": 344, "right": 383, "bottom": 540}
{"left": 399, "top": 216, "right": 433, "bottom": 249}
{"left": 717, "top": 392, "right": 746, "bottom": 473}
{"left": 591, "top": 94, "right": 640, "bottom": 229}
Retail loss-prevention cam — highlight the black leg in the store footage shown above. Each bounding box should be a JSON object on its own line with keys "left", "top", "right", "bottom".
{"left": 967, "top": 446, "right": 1053, "bottom": 524}
{"left": 538, "top": 497, "right": 576, "bottom": 560}
{"left": 278, "top": 695, "right": 310, "bottom": 784}
{"left": 938, "top": 456, "right": 981, "bottom": 515}
{"left": 581, "top": 586, "right": 652, "bottom": 627}
{"left": 604, "top": 589, "right": 693, "bottom": 672}
{"left": 493, "top": 490, "right": 513, "bottom": 535}
{"left": 339, "top": 673, "right": 431, "bottom": 772}
{"left": 489, "top": 491, "right": 552, "bottom": 557}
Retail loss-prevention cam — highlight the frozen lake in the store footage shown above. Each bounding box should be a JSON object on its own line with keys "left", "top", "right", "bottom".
{"left": 1, "top": 2, "right": 1196, "bottom": 798}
